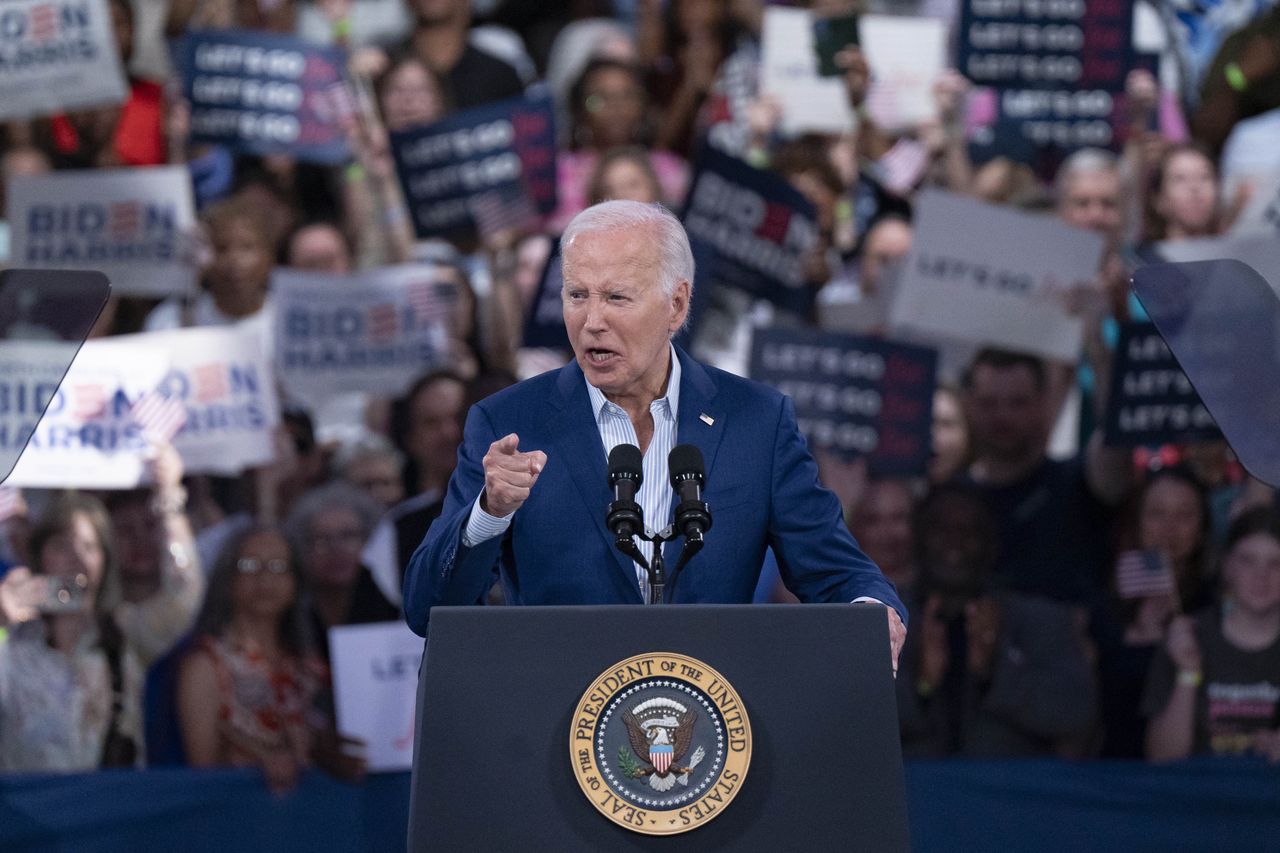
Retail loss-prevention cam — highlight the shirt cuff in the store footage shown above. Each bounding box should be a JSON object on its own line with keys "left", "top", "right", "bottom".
{"left": 852, "top": 596, "right": 885, "bottom": 606}
{"left": 461, "top": 491, "right": 514, "bottom": 547}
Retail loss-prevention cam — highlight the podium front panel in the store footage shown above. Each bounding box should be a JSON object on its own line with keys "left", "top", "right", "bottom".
{"left": 408, "top": 603, "right": 908, "bottom": 852}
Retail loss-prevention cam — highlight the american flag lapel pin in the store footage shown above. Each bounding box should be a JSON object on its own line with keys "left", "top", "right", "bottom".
{"left": 699, "top": 413, "right": 715, "bottom": 426}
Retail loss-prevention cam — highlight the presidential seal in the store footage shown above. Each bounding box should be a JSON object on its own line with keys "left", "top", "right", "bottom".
{"left": 570, "top": 652, "right": 751, "bottom": 835}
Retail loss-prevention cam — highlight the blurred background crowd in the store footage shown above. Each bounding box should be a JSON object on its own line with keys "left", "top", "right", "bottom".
{"left": 0, "top": 0, "right": 1279, "bottom": 803}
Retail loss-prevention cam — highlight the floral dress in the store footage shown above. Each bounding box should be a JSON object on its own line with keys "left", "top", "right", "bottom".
{"left": 197, "top": 636, "right": 328, "bottom": 766}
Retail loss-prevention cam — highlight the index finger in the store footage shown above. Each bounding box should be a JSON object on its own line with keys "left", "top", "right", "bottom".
{"left": 491, "top": 433, "right": 521, "bottom": 455}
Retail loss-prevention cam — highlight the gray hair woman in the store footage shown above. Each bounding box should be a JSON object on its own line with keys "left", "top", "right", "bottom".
{"left": 284, "top": 482, "right": 398, "bottom": 648}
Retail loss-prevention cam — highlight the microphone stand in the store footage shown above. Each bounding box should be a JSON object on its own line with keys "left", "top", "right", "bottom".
{"left": 634, "top": 526, "right": 679, "bottom": 605}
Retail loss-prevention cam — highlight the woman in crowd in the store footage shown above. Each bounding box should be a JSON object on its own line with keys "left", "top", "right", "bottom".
{"left": 1094, "top": 467, "right": 1214, "bottom": 757}
{"left": 145, "top": 197, "right": 278, "bottom": 330}
{"left": 0, "top": 494, "right": 140, "bottom": 770}
{"left": 1142, "top": 143, "right": 1223, "bottom": 245}
{"left": 176, "top": 525, "right": 338, "bottom": 792}
{"left": 548, "top": 58, "right": 688, "bottom": 231}
{"left": 284, "top": 482, "right": 398, "bottom": 648}
{"left": 1145, "top": 507, "right": 1280, "bottom": 762}
{"left": 586, "top": 146, "right": 666, "bottom": 206}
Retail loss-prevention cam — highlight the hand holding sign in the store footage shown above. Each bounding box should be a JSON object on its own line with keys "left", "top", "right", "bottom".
{"left": 481, "top": 434, "right": 546, "bottom": 517}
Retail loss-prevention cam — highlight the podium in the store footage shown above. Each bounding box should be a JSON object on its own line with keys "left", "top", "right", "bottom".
{"left": 407, "top": 603, "right": 909, "bottom": 851}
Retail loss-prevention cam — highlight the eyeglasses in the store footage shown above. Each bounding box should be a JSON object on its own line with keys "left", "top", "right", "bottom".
{"left": 236, "top": 558, "right": 290, "bottom": 575}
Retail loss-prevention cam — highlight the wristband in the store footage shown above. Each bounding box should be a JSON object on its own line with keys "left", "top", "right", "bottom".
{"left": 344, "top": 162, "right": 365, "bottom": 184}
{"left": 1176, "top": 669, "right": 1202, "bottom": 688}
{"left": 332, "top": 18, "right": 352, "bottom": 40}
{"left": 915, "top": 678, "right": 935, "bottom": 699}
{"left": 1224, "top": 62, "right": 1248, "bottom": 93}
{"left": 0, "top": 626, "right": 7, "bottom": 646}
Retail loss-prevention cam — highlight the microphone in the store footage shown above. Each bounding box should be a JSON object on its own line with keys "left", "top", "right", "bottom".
{"left": 668, "top": 444, "right": 712, "bottom": 544}
{"left": 606, "top": 443, "right": 647, "bottom": 568}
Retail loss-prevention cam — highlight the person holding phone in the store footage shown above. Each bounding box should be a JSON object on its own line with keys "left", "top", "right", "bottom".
{"left": 0, "top": 445, "right": 203, "bottom": 771}
{"left": 0, "top": 492, "right": 145, "bottom": 770}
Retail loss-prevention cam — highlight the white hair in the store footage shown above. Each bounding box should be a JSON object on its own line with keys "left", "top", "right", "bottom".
{"left": 1054, "top": 147, "right": 1119, "bottom": 199}
{"left": 561, "top": 200, "right": 695, "bottom": 301}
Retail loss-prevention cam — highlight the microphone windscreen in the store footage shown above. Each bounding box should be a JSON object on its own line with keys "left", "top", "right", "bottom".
{"left": 608, "top": 443, "right": 644, "bottom": 480}
{"left": 668, "top": 444, "right": 705, "bottom": 486}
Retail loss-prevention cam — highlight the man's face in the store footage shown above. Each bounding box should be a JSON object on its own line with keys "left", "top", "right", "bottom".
{"left": 964, "top": 364, "right": 1045, "bottom": 462}
{"left": 562, "top": 228, "right": 689, "bottom": 406}
{"left": 406, "top": 378, "right": 465, "bottom": 471}
{"left": 1057, "top": 169, "right": 1123, "bottom": 245}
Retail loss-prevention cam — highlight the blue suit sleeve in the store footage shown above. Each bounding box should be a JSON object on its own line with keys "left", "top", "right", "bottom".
{"left": 402, "top": 404, "right": 507, "bottom": 637}
{"left": 765, "top": 395, "right": 908, "bottom": 627}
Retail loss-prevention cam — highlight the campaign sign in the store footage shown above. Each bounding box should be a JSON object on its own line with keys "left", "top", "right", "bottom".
{"left": 5, "top": 336, "right": 171, "bottom": 489}
{"left": 889, "top": 189, "right": 1104, "bottom": 362}
{"left": 7, "top": 167, "right": 198, "bottom": 297}
{"left": 1103, "top": 322, "right": 1220, "bottom": 447}
{"left": 329, "top": 621, "right": 424, "bottom": 773}
{"left": 274, "top": 265, "right": 450, "bottom": 406}
{"left": 0, "top": 0, "right": 127, "bottom": 120}
{"left": 959, "top": 0, "right": 1133, "bottom": 159}
{"left": 177, "top": 30, "right": 351, "bottom": 164}
{"left": 749, "top": 328, "right": 937, "bottom": 475}
{"left": 159, "top": 321, "right": 280, "bottom": 475}
{"left": 681, "top": 147, "right": 819, "bottom": 316}
{"left": 391, "top": 88, "right": 557, "bottom": 242}
{"left": 6, "top": 321, "right": 280, "bottom": 486}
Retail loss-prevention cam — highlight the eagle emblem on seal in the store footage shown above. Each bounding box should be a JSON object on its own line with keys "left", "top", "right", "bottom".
{"left": 620, "top": 697, "right": 707, "bottom": 792}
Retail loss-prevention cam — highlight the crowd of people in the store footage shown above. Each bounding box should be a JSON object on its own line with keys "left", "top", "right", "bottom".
{"left": 1, "top": 0, "right": 1279, "bottom": 799}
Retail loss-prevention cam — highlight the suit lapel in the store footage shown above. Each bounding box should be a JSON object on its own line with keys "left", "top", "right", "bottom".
{"left": 666, "top": 348, "right": 727, "bottom": 596}
{"left": 547, "top": 361, "right": 644, "bottom": 601}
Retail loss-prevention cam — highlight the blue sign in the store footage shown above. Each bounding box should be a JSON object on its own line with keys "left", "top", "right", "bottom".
{"left": 749, "top": 328, "right": 937, "bottom": 476}
{"left": 680, "top": 147, "right": 819, "bottom": 316}
{"left": 959, "top": 0, "right": 1135, "bottom": 166}
{"left": 177, "top": 30, "right": 350, "bottom": 164}
{"left": 1104, "top": 321, "right": 1221, "bottom": 447}
{"left": 390, "top": 88, "right": 557, "bottom": 243}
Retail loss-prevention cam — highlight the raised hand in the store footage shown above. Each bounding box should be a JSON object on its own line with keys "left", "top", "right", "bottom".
{"left": 481, "top": 434, "right": 547, "bottom": 517}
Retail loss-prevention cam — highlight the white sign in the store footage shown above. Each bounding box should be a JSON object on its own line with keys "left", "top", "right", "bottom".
{"left": 159, "top": 320, "right": 280, "bottom": 475}
{"left": 6, "top": 336, "right": 169, "bottom": 488}
{"left": 8, "top": 167, "right": 199, "bottom": 297}
{"left": 0, "top": 0, "right": 128, "bottom": 119}
{"left": 1157, "top": 232, "right": 1280, "bottom": 297}
{"left": 329, "top": 621, "right": 423, "bottom": 773}
{"left": 761, "top": 7, "right": 856, "bottom": 136}
{"left": 6, "top": 319, "right": 280, "bottom": 487}
{"left": 890, "top": 189, "right": 1105, "bottom": 362}
{"left": 273, "top": 265, "right": 450, "bottom": 408}
{"left": 860, "top": 15, "right": 947, "bottom": 133}
{"left": 1228, "top": 172, "right": 1280, "bottom": 238}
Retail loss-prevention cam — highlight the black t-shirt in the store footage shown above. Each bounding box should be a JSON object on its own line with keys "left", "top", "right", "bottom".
{"left": 388, "top": 40, "right": 525, "bottom": 113}
{"left": 1143, "top": 608, "right": 1280, "bottom": 756}
{"left": 966, "top": 458, "right": 1114, "bottom": 603}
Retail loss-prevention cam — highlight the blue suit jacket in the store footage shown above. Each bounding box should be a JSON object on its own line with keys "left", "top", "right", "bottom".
{"left": 403, "top": 347, "right": 905, "bottom": 636}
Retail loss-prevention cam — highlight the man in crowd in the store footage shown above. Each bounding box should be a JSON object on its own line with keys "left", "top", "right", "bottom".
{"left": 403, "top": 200, "right": 906, "bottom": 669}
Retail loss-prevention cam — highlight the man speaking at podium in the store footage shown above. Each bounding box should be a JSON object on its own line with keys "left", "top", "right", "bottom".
{"left": 403, "top": 201, "right": 906, "bottom": 669}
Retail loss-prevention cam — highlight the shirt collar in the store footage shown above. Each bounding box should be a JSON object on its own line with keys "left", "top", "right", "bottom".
{"left": 586, "top": 344, "right": 681, "bottom": 424}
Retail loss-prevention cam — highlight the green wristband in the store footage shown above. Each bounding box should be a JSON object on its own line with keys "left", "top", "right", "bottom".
{"left": 1224, "top": 62, "right": 1248, "bottom": 93}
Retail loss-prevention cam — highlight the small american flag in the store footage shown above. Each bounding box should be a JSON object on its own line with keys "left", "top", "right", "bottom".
{"left": 1115, "top": 550, "right": 1177, "bottom": 600}
{"left": 0, "top": 487, "right": 21, "bottom": 524}
{"left": 878, "top": 138, "right": 930, "bottom": 196}
{"left": 405, "top": 279, "right": 448, "bottom": 326}
{"left": 129, "top": 390, "right": 187, "bottom": 442}
{"left": 468, "top": 185, "right": 538, "bottom": 240}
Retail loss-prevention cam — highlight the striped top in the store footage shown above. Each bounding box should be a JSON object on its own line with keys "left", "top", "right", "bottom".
{"left": 463, "top": 347, "right": 682, "bottom": 601}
